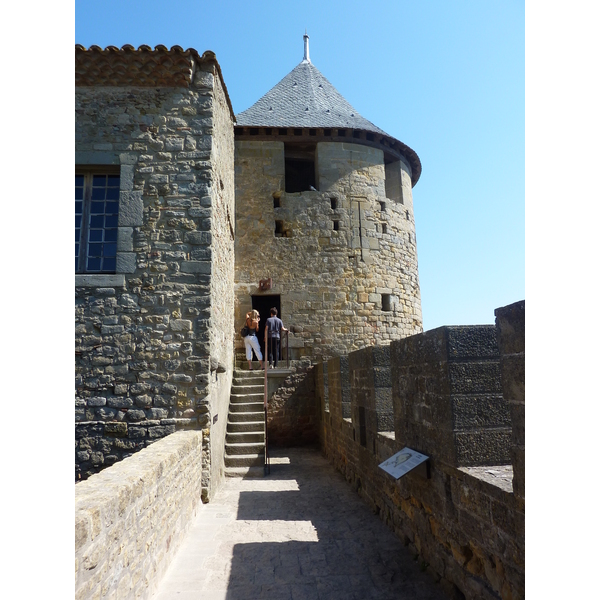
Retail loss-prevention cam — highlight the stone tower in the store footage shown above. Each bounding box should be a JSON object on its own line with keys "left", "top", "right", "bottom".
{"left": 234, "top": 34, "right": 423, "bottom": 361}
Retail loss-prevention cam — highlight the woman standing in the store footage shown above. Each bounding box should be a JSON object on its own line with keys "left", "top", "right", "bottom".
{"left": 243, "top": 309, "right": 264, "bottom": 370}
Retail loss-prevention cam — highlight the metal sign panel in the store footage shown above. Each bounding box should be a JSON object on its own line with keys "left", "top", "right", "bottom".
{"left": 378, "top": 447, "right": 429, "bottom": 480}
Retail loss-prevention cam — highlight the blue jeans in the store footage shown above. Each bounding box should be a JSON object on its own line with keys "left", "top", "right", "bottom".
{"left": 268, "top": 337, "right": 280, "bottom": 367}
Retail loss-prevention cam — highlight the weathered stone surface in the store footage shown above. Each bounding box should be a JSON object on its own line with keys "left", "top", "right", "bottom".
{"left": 316, "top": 304, "right": 525, "bottom": 600}
{"left": 76, "top": 60, "right": 236, "bottom": 505}
{"left": 75, "top": 431, "right": 203, "bottom": 600}
{"left": 234, "top": 139, "right": 421, "bottom": 362}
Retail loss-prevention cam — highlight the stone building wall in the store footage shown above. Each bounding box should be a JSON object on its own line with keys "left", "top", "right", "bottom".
{"left": 234, "top": 139, "right": 422, "bottom": 362}
{"left": 316, "top": 302, "right": 525, "bottom": 600}
{"left": 75, "top": 50, "right": 235, "bottom": 501}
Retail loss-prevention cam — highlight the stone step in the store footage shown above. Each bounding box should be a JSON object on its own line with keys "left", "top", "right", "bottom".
{"left": 224, "top": 466, "right": 267, "bottom": 478}
{"left": 231, "top": 384, "right": 264, "bottom": 395}
{"left": 234, "top": 367, "right": 265, "bottom": 376}
{"left": 224, "top": 453, "right": 265, "bottom": 468}
{"left": 232, "top": 378, "right": 264, "bottom": 386}
{"left": 227, "top": 420, "right": 265, "bottom": 433}
{"left": 229, "top": 401, "right": 264, "bottom": 413}
{"left": 225, "top": 441, "right": 265, "bottom": 456}
{"left": 228, "top": 411, "right": 265, "bottom": 423}
{"left": 226, "top": 431, "right": 264, "bottom": 444}
{"left": 230, "top": 394, "right": 264, "bottom": 404}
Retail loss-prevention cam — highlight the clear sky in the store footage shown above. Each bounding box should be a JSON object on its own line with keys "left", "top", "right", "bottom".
{"left": 6, "top": 4, "right": 600, "bottom": 597}
{"left": 75, "top": 0, "right": 525, "bottom": 331}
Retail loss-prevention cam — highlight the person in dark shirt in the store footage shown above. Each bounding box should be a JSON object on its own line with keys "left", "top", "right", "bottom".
{"left": 265, "top": 307, "right": 288, "bottom": 368}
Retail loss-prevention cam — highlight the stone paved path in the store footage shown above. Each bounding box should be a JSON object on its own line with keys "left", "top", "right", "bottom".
{"left": 151, "top": 447, "right": 449, "bottom": 600}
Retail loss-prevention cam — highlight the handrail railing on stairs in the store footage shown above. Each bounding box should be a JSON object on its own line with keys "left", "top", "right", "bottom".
{"left": 263, "top": 327, "right": 270, "bottom": 475}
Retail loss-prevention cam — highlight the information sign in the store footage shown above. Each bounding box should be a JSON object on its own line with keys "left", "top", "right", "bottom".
{"left": 378, "top": 447, "right": 429, "bottom": 480}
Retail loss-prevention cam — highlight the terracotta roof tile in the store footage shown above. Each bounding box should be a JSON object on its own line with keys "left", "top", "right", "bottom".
{"left": 75, "top": 45, "right": 234, "bottom": 119}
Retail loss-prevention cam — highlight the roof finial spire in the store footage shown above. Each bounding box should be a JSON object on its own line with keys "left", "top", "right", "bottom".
{"left": 303, "top": 30, "right": 310, "bottom": 63}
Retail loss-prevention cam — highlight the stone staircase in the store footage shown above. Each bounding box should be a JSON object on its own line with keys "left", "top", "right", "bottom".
{"left": 224, "top": 366, "right": 266, "bottom": 477}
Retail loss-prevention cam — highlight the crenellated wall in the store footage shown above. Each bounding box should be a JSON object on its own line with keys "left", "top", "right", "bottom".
{"left": 316, "top": 301, "right": 525, "bottom": 600}
{"left": 75, "top": 51, "right": 235, "bottom": 502}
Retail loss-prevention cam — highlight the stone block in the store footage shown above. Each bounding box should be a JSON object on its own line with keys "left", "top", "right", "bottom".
{"left": 451, "top": 395, "right": 511, "bottom": 430}
{"left": 105, "top": 422, "right": 128, "bottom": 437}
{"left": 180, "top": 261, "right": 211, "bottom": 274}
{"left": 185, "top": 231, "right": 212, "bottom": 245}
{"left": 448, "top": 362, "right": 502, "bottom": 395}
{"left": 446, "top": 326, "right": 499, "bottom": 360}
{"left": 120, "top": 164, "right": 134, "bottom": 191}
{"left": 118, "top": 191, "right": 144, "bottom": 227}
{"left": 117, "top": 227, "right": 134, "bottom": 252}
{"left": 171, "top": 319, "right": 192, "bottom": 332}
{"left": 495, "top": 300, "right": 525, "bottom": 355}
{"left": 116, "top": 252, "right": 136, "bottom": 274}
{"left": 454, "top": 429, "right": 512, "bottom": 467}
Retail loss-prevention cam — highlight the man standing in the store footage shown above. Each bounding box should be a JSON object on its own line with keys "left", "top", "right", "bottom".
{"left": 265, "top": 307, "right": 288, "bottom": 368}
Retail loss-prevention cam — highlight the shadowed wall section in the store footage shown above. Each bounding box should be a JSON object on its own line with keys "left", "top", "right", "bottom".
{"left": 316, "top": 301, "right": 525, "bottom": 600}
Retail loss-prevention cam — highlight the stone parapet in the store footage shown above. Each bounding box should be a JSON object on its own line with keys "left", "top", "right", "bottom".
{"left": 75, "top": 430, "right": 203, "bottom": 600}
{"left": 317, "top": 302, "right": 525, "bottom": 599}
{"left": 391, "top": 325, "right": 511, "bottom": 467}
{"left": 495, "top": 300, "right": 525, "bottom": 502}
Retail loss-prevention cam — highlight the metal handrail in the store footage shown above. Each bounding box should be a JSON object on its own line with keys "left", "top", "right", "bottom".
{"left": 263, "top": 327, "right": 270, "bottom": 475}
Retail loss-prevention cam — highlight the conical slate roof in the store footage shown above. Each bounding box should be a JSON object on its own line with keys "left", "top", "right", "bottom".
{"left": 235, "top": 36, "right": 422, "bottom": 186}
{"left": 236, "top": 59, "right": 389, "bottom": 136}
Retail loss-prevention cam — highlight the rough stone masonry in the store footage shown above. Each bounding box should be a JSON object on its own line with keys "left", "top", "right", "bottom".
{"left": 75, "top": 46, "right": 235, "bottom": 501}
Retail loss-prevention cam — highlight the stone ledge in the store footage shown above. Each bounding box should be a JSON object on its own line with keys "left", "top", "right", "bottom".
{"left": 75, "top": 274, "right": 126, "bottom": 288}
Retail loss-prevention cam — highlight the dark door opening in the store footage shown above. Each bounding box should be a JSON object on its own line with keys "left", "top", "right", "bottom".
{"left": 251, "top": 295, "right": 281, "bottom": 358}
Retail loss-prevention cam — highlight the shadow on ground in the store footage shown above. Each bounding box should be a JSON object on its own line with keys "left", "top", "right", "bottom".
{"left": 223, "top": 448, "right": 449, "bottom": 600}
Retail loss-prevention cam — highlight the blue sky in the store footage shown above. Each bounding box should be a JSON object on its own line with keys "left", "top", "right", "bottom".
{"left": 75, "top": 0, "right": 525, "bottom": 331}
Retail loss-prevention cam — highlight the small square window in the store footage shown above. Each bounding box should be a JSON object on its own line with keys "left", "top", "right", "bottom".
{"left": 76, "top": 170, "right": 121, "bottom": 273}
{"left": 382, "top": 294, "right": 392, "bottom": 312}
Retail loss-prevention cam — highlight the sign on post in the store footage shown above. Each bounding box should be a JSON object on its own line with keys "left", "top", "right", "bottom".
{"left": 378, "top": 447, "right": 429, "bottom": 480}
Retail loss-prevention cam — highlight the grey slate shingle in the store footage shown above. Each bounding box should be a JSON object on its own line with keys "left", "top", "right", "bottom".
{"left": 236, "top": 57, "right": 422, "bottom": 186}
{"left": 236, "top": 60, "right": 389, "bottom": 135}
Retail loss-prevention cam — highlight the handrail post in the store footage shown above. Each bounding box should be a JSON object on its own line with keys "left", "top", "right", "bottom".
{"left": 286, "top": 330, "right": 289, "bottom": 369}
{"left": 263, "top": 326, "right": 269, "bottom": 475}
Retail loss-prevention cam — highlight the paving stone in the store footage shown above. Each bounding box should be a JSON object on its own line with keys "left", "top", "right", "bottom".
{"left": 150, "top": 447, "right": 449, "bottom": 600}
